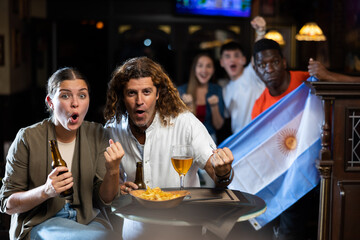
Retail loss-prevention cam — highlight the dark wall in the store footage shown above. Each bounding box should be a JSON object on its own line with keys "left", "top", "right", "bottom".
{"left": 48, "top": 0, "right": 252, "bottom": 82}
{"left": 46, "top": 0, "right": 253, "bottom": 126}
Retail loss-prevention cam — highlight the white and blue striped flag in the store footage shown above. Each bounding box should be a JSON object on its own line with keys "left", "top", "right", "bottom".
{"left": 218, "top": 80, "right": 322, "bottom": 229}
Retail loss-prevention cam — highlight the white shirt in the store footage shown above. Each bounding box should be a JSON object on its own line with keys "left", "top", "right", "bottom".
{"left": 106, "top": 112, "right": 216, "bottom": 240}
{"left": 223, "top": 64, "right": 265, "bottom": 134}
{"left": 106, "top": 111, "right": 215, "bottom": 188}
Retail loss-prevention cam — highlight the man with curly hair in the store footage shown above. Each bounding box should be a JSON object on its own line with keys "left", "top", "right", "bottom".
{"left": 104, "top": 57, "right": 234, "bottom": 240}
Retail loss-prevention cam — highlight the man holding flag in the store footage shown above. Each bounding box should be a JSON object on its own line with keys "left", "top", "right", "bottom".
{"left": 222, "top": 39, "right": 351, "bottom": 240}
{"left": 251, "top": 39, "right": 358, "bottom": 239}
{"left": 224, "top": 39, "right": 359, "bottom": 240}
{"left": 250, "top": 39, "right": 318, "bottom": 240}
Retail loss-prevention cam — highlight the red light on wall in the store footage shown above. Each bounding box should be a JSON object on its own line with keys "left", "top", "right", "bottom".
{"left": 96, "top": 21, "right": 104, "bottom": 29}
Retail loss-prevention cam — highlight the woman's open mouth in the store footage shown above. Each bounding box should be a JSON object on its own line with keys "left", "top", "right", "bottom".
{"left": 70, "top": 113, "right": 79, "bottom": 123}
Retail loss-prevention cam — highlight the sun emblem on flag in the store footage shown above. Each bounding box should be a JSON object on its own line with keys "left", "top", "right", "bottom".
{"left": 277, "top": 128, "right": 298, "bottom": 155}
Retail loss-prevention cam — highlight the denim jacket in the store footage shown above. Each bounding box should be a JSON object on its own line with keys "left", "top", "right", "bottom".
{"left": 178, "top": 83, "right": 225, "bottom": 141}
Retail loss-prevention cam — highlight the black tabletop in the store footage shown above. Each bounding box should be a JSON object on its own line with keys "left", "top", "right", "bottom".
{"left": 111, "top": 188, "right": 266, "bottom": 228}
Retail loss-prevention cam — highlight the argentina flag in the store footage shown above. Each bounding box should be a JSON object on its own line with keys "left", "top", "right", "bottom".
{"left": 218, "top": 80, "right": 322, "bottom": 229}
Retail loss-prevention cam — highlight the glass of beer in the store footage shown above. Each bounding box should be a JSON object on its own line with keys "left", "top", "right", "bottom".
{"left": 171, "top": 145, "right": 193, "bottom": 190}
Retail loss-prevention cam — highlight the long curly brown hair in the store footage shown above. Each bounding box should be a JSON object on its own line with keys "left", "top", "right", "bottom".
{"left": 104, "top": 57, "right": 188, "bottom": 126}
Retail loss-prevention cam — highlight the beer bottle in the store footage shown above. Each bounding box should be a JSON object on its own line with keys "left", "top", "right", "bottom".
{"left": 49, "top": 140, "right": 74, "bottom": 199}
{"left": 134, "top": 162, "right": 146, "bottom": 189}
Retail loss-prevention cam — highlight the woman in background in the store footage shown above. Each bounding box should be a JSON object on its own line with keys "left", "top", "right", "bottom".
{"left": 0, "top": 67, "right": 123, "bottom": 240}
{"left": 178, "top": 52, "right": 225, "bottom": 144}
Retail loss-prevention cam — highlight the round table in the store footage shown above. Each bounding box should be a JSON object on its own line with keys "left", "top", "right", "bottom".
{"left": 111, "top": 188, "right": 266, "bottom": 239}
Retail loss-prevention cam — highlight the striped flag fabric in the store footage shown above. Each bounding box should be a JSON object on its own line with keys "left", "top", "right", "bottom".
{"left": 218, "top": 81, "right": 322, "bottom": 229}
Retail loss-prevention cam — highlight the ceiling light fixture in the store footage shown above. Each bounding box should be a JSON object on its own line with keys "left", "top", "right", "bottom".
{"left": 295, "top": 22, "right": 326, "bottom": 41}
{"left": 265, "top": 30, "right": 285, "bottom": 46}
